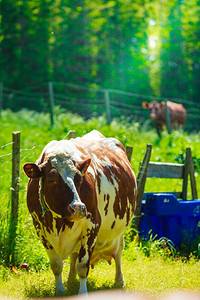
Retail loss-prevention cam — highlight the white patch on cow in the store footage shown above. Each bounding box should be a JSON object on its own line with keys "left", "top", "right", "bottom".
{"left": 47, "top": 152, "right": 82, "bottom": 205}
{"left": 37, "top": 140, "right": 84, "bottom": 164}
{"left": 81, "top": 130, "right": 105, "bottom": 140}
{"left": 91, "top": 153, "right": 112, "bottom": 168}
{"left": 95, "top": 168, "right": 118, "bottom": 225}
{"left": 87, "top": 165, "right": 95, "bottom": 178}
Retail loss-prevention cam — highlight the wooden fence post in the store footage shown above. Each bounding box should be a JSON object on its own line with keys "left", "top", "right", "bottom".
{"left": 48, "top": 81, "right": 55, "bottom": 128}
{"left": 165, "top": 100, "right": 171, "bottom": 134}
{"left": 183, "top": 147, "right": 198, "bottom": 200}
{"left": 104, "top": 90, "right": 111, "bottom": 125}
{"left": 8, "top": 131, "right": 21, "bottom": 264}
{"left": 126, "top": 146, "right": 133, "bottom": 162}
{"left": 134, "top": 144, "right": 152, "bottom": 229}
{"left": 68, "top": 130, "right": 76, "bottom": 139}
{"left": 0, "top": 82, "right": 3, "bottom": 118}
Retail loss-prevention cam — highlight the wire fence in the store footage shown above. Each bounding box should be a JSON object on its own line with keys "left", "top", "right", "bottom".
{"left": 0, "top": 81, "right": 199, "bottom": 131}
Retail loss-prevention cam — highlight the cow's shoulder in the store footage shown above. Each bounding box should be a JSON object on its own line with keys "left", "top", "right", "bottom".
{"left": 102, "top": 137, "right": 125, "bottom": 153}
{"left": 168, "top": 101, "right": 185, "bottom": 112}
{"left": 81, "top": 130, "right": 105, "bottom": 140}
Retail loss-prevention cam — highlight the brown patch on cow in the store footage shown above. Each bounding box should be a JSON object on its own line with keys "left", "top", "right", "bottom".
{"left": 126, "top": 206, "right": 130, "bottom": 226}
{"left": 79, "top": 246, "right": 86, "bottom": 263}
{"left": 32, "top": 216, "right": 42, "bottom": 235}
{"left": 111, "top": 220, "right": 115, "bottom": 229}
{"left": 95, "top": 169, "right": 102, "bottom": 194}
{"left": 27, "top": 179, "right": 42, "bottom": 215}
{"left": 41, "top": 235, "right": 53, "bottom": 250}
{"left": 27, "top": 179, "right": 54, "bottom": 234}
{"left": 55, "top": 218, "right": 74, "bottom": 233}
{"left": 43, "top": 211, "right": 54, "bottom": 234}
{"left": 104, "top": 194, "right": 110, "bottom": 216}
{"left": 80, "top": 172, "right": 100, "bottom": 225}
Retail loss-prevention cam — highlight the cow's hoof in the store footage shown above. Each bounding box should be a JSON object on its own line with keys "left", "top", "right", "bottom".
{"left": 115, "top": 275, "right": 125, "bottom": 288}
{"left": 55, "top": 288, "right": 66, "bottom": 297}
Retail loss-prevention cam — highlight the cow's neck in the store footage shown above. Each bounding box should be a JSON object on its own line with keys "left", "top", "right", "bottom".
{"left": 39, "top": 178, "right": 50, "bottom": 216}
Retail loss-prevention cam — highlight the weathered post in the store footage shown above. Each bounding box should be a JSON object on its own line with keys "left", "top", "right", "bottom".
{"left": 182, "top": 147, "right": 198, "bottom": 200}
{"left": 165, "top": 100, "right": 171, "bottom": 134}
{"left": 134, "top": 144, "right": 152, "bottom": 229}
{"left": 48, "top": 81, "right": 55, "bottom": 128}
{"left": 8, "top": 131, "right": 21, "bottom": 264}
{"left": 126, "top": 146, "right": 133, "bottom": 162}
{"left": 104, "top": 90, "right": 111, "bottom": 125}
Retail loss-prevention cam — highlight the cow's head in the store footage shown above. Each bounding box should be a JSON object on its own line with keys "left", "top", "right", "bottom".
{"left": 23, "top": 152, "right": 91, "bottom": 220}
{"left": 142, "top": 101, "right": 165, "bottom": 120}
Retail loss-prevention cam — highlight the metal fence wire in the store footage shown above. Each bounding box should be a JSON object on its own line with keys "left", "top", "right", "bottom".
{"left": 0, "top": 81, "right": 199, "bottom": 131}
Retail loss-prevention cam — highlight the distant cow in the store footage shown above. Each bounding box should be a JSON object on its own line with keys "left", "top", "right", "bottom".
{"left": 23, "top": 130, "right": 137, "bottom": 295}
{"left": 142, "top": 101, "right": 186, "bottom": 136}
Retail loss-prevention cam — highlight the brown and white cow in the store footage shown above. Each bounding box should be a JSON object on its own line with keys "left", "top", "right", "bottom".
{"left": 23, "top": 130, "right": 137, "bottom": 295}
{"left": 142, "top": 101, "right": 186, "bottom": 136}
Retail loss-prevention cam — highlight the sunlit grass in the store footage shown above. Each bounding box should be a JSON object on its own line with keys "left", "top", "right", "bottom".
{"left": 1, "top": 246, "right": 200, "bottom": 298}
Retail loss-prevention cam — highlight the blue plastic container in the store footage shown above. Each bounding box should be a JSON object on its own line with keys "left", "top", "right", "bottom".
{"left": 139, "top": 193, "right": 200, "bottom": 248}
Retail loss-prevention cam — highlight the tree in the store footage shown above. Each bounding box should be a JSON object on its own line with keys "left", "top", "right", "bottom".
{"left": 159, "top": 1, "right": 188, "bottom": 99}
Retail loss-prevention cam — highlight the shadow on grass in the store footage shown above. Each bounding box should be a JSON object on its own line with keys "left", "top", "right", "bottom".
{"left": 24, "top": 276, "right": 122, "bottom": 298}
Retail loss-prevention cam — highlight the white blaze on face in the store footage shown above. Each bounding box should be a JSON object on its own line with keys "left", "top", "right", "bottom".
{"left": 48, "top": 152, "right": 81, "bottom": 204}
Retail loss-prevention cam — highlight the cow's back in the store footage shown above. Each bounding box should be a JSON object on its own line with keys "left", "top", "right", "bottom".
{"left": 168, "top": 101, "right": 186, "bottom": 125}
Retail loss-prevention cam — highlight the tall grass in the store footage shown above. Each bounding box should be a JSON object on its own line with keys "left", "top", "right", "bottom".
{"left": 0, "top": 108, "right": 199, "bottom": 297}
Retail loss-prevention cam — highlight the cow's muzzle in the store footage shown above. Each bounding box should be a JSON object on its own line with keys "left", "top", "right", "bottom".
{"left": 68, "top": 201, "right": 87, "bottom": 220}
{"left": 150, "top": 113, "right": 157, "bottom": 120}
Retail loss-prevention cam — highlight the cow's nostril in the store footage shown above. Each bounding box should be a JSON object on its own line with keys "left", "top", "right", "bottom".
{"left": 69, "top": 202, "right": 86, "bottom": 218}
{"left": 70, "top": 205, "right": 76, "bottom": 212}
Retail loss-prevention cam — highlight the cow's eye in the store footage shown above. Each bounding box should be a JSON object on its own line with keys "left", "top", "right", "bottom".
{"left": 49, "top": 179, "right": 58, "bottom": 185}
{"left": 49, "top": 169, "right": 59, "bottom": 184}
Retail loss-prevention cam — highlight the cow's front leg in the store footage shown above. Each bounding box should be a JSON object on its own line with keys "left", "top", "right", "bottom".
{"left": 76, "top": 244, "right": 90, "bottom": 294}
{"left": 68, "top": 252, "right": 78, "bottom": 282}
{"left": 76, "top": 224, "right": 98, "bottom": 294}
{"left": 46, "top": 248, "right": 65, "bottom": 296}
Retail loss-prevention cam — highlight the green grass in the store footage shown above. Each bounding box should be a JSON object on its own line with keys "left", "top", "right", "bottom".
{"left": 1, "top": 244, "right": 200, "bottom": 298}
{"left": 0, "top": 108, "right": 200, "bottom": 298}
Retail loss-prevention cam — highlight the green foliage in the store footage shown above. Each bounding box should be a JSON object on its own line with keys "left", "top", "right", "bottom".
{"left": 1, "top": 0, "right": 200, "bottom": 111}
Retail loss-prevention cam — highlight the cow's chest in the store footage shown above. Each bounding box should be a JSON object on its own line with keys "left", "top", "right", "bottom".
{"left": 32, "top": 212, "right": 89, "bottom": 260}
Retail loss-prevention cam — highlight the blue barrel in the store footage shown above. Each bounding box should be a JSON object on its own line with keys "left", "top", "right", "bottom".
{"left": 139, "top": 193, "right": 200, "bottom": 248}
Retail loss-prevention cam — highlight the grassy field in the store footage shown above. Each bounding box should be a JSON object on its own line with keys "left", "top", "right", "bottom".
{"left": 1, "top": 243, "right": 200, "bottom": 298}
{"left": 0, "top": 108, "right": 200, "bottom": 298}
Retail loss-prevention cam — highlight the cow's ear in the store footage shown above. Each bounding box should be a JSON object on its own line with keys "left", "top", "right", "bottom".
{"left": 23, "top": 163, "right": 43, "bottom": 178}
{"left": 76, "top": 158, "right": 91, "bottom": 175}
{"left": 142, "top": 102, "right": 149, "bottom": 109}
{"left": 160, "top": 101, "right": 166, "bottom": 109}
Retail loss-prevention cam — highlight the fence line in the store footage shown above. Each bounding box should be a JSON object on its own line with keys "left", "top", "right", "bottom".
{"left": 0, "top": 81, "right": 199, "bottom": 131}
{"left": 0, "top": 141, "right": 14, "bottom": 149}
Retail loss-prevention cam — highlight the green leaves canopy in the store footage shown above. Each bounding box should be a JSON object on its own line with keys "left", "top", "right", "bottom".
{"left": 0, "top": 0, "right": 200, "bottom": 106}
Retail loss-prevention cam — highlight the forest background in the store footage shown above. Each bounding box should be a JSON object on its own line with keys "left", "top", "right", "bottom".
{"left": 0, "top": 0, "right": 200, "bottom": 127}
